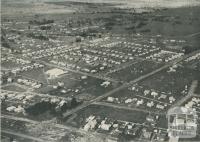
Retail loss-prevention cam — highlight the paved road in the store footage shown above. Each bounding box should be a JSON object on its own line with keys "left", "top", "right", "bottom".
{"left": 2, "top": 130, "right": 46, "bottom": 142}
{"left": 186, "top": 32, "right": 200, "bottom": 38}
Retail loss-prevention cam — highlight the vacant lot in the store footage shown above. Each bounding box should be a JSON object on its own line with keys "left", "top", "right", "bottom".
{"left": 140, "top": 66, "right": 200, "bottom": 94}
{"left": 2, "top": 84, "right": 26, "bottom": 92}
{"left": 107, "top": 60, "right": 162, "bottom": 82}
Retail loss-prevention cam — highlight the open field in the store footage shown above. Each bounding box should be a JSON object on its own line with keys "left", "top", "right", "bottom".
{"left": 107, "top": 60, "right": 162, "bottom": 82}
{"left": 140, "top": 67, "right": 200, "bottom": 94}
{"left": 1, "top": 84, "right": 26, "bottom": 92}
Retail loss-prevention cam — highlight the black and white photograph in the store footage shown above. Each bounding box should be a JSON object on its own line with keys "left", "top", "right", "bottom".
{"left": 1, "top": 0, "right": 200, "bottom": 142}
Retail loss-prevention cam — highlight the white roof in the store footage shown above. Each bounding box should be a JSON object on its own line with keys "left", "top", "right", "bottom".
{"left": 101, "top": 123, "right": 111, "bottom": 130}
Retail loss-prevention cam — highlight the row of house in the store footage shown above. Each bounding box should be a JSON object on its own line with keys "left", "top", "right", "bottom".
{"left": 83, "top": 115, "right": 167, "bottom": 141}
{"left": 2, "top": 89, "right": 72, "bottom": 115}
{"left": 83, "top": 115, "right": 141, "bottom": 136}
{"left": 146, "top": 50, "right": 183, "bottom": 63}
{"left": 17, "top": 78, "right": 42, "bottom": 89}
{"left": 23, "top": 43, "right": 79, "bottom": 59}
{"left": 11, "top": 63, "right": 44, "bottom": 74}
{"left": 106, "top": 96, "right": 168, "bottom": 110}
{"left": 130, "top": 85, "right": 176, "bottom": 104}
{"left": 184, "top": 52, "right": 200, "bottom": 62}
{"left": 185, "top": 97, "right": 200, "bottom": 108}
{"left": 2, "top": 56, "right": 31, "bottom": 65}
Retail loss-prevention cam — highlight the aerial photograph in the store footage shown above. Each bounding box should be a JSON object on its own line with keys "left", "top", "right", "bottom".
{"left": 1, "top": 0, "right": 200, "bottom": 142}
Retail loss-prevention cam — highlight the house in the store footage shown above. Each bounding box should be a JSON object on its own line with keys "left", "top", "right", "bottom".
{"left": 127, "top": 124, "right": 133, "bottom": 129}
{"left": 25, "top": 95, "right": 34, "bottom": 100}
{"left": 7, "top": 93, "right": 15, "bottom": 98}
{"left": 113, "top": 123, "right": 119, "bottom": 128}
{"left": 7, "top": 77, "right": 13, "bottom": 83}
{"left": 156, "top": 104, "right": 165, "bottom": 110}
{"left": 91, "top": 70, "right": 97, "bottom": 73}
{"left": 142, "top": 128, "right": 152, "bottom": 139}
{"left": 82, "top": 68, "right": 90, "bottom": 73}
{"left": 144, "top": 90, "right": 150, "bottom": 96}
{"left": 81, "top": 76, "right": 88, "bottom": 80}
{"left": 100, "top": 66, "right": 105, "bottom": 70}
{"left": 158, "top": 94, "right": 167, "bottom": 100}
{"left": 147, "top": 101, "right": 154, "bottom": 108}
{"left": 84, "top": 119, "right": 97, "bottom": 131}
{"left": 156, "top": 132, "right": 167, "bottom": 141}
{"left": 101, "top": 81, "right": 111, "bottom": 88}
{"left": 107, "top": 97, "right": 114, "bottom": 102}
{"left": 58, "top": 100, "right": 66, "bottom": 107}
{"left": 146, "top": 115, "right": 155, "bottom": 123}
{"left": 151, "top": 91, "right": 158, "bottom": 98}
{"left": 14, "top": 105, "right": 25, "bottom": 113}
{"left": 99, "top": 120, "right": 112, "bottom": 131}
{"left": 34, "top": 83, "right": 42, "bottom": 89}
{"left": 169, "top": 96, "right": 176, "bottom": 103}
{"left": 100, "top": 123, "right": 111, "bottom": 131}
{"left": 6, "top": 106, "right": 16, "bottom": 112}
{"left": 136, "top": 99, "right": 144, "bottom": 106}
{"left": 131, "top": 86, "right": 136, "bottom": 91}
{"left": 192, "top": 97, "right": 200, "bottom": 103}
{"left": 61, "top": 89, "right": 67, "bottom": 93}
{"left": 125, "top": 98, "right": 133, "bottom": 104}
{"left": 58, "top": 81, "right": 64, "bottom": 87}
{"left": 50, "top": 98, "right": 60, "bottom": 103}
{"left": 15, "top": 94, "right": 25, "bottom": 100}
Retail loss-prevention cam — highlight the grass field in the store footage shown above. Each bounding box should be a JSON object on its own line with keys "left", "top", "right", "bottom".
{"left": 2, "top": 84, "right": 26, "bottom": 92}
{"left": 140, "top": 66, "right": 200, "bottom": 94}
{"left": 18, "top": 68, "right": 48, "bottom": 84}
{"left": 67, "top": 104, "right": 149, "bottom": 128}
{"left": 107, "top": 60, "right": 162, "bottom": 82}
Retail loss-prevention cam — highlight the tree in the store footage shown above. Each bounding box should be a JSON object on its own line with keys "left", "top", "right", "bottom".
{"left": 71, "top": 97, "right": 77, "bottom": 108}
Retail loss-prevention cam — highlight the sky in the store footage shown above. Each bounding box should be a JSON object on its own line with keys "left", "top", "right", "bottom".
{"left": 2, "top": 0, "right": 200, "bottom": 8}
